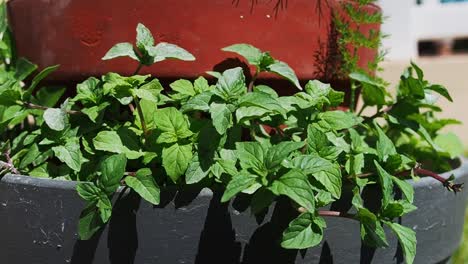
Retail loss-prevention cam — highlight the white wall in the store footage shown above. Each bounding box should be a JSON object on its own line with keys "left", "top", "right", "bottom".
{"left": 378, "top": 0, "right": 468, "bottom": 61}
{"left": 378, "top": 0, "right": 416, "bottom": 61}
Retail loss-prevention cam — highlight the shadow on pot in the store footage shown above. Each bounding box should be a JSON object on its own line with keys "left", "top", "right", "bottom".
{"left": 70, "top": 190, "right": 141, "bottom": 264}
{"left": 195, "top": 191, "right": 242, "bottom": 264}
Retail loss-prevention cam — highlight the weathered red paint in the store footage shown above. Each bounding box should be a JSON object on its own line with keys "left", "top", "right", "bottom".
{"left": 7, "top": 0, "right": 380, "bottom": 94}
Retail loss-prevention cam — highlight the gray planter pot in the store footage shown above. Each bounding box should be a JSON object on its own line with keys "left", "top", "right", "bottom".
{"left": 1, "top": 159, "right": 467, "bottom": 264}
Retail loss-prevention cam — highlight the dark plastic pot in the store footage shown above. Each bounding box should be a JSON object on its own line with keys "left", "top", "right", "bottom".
{"left": 7, "top": 0, "right": 379, "bottom": 95}
{"left": 1, "top": 159, "right": 467, "bottom": 264}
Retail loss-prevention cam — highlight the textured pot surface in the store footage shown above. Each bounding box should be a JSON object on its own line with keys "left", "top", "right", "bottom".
{"left": 0, "top": 159, "right": 467, "bottom": 264}
{"left": 7, "top": 0, "right": 379, "bottom": 92}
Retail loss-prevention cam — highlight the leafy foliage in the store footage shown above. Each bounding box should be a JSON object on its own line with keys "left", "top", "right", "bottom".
{"left": 0, "top": 20, "right": 463, "bottom": 264}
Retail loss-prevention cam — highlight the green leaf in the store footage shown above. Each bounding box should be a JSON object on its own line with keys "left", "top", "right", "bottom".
{"left": 0, "top": 89, "right": 21, "bottom": 106}
{"left": 216, "top": 159, "right": 239, "bottom": 177}
{"left": 148, "top": 42, "right": 195, "bottom": 63}
{"left": 74, "top": 77, "right": 101, "bottom": 104}
{"left": 375, "top": 124, "right": 397, "bottom": 162}
{"left": 125, "top": 168, "right": 160, "bottom": 205}
{"left": 269, "top": 169, "right": 315, "bottom": 212}
{"left": 15, "top": 58, "right": 38, "bottom": 81}
{"left": 418, "top": 126, "right": 441, "bottom": 152}
{"left": 264, "top": 141, "right": 304, "bottom": 171}
{"left": 374, "top": 161, "right": 394, "bottom": 207}
{"left": 398, "top": 75, "right": 425, "bottom": 100}
{"left": 307, "top": 125, "right": 328, "bottom": 153}
{"left": 363, "top": 85, "right": 386, "bottom": 106}
{"left": 78, "top": 204, "right": 103, "bottom": 240}
{"left": 52, "top": 139, "right": 85, "bottom": 172}
{"left": 221, "top": 172, "right": 258, "bottom": 202}
{"left": 434, "top": 132, "right": 464, "bottom": 159}
{"left": 302, "top": 80, "right": 343, "bottom": 107}
{"left": 236, "top": 142, "right": 266, "bottom": 173}
{"left": 154, "top": 107, "right": 193, "bottom": 142}
{"left": 93, "top": 130, "right": 143, "bottom": 159}
{"left": 281, "top": 213, "right": 326, "bottom": 249}
{"left": 99, "top": 154, "right": 127, "bottom": 194}
{"left": 185, "top": 156, "right": 210, "bottom": 184}
{"left": 36, "top": 86, "right": 67, "bottom": 108}
{"left": 43, "top": 107, "right": 67, "bottom": 131}
{"left": 136, "top": 23, "right": 155, "bottom": 51}
{"left": 290, "top": 155, "right": 342, "bottom": 199}
{"left": 237, "top": 91, "right": 286, "bottom": 117}
{"left": 235, "top": 106, "right": 269, "bottom": 123}
{"left": 349, "top": 72, "right": 384, "bottom": 87}
{"left": 253, "top": 85, "right": 278, "bottom": 97}
{"left": 77, "top": 182, "right": 101, "bottom": 202}
{"left": 170, "top": 79, "right": 196, "bottom": 97}
{"left": 385, "top": 222, "right": 417, "bottom": 264}
{"left": 345, "top": 153, "right": 365, "bottom": 175}
{"left": 214, "top": 67, "right": 247, "bottom": 101}
{"left": 134, "top": 79, "right": 163, "bottom": 102}
{"left": 350, "top": 72, "right": 388, "bottom": 107}
{"left": 82, "top": 102, "right": 110, "bottom": 123}
{"left": 381, "top": 202, "right": 404, "bottom": 219}
{"left": 318, "top": 111, "right": 362, "bottom": 131}
{"left": 251, "top": 188, "right": 276, "bottom": 214}
{"left": 162, "top": 143, "right": 192, "bottom": 183}
{"left": 267, "top": 61, "right": 302, "bottom": 90}
{"left": 222, "top": 44, "right": 263, "bottom": 66}
{"left": 210, "top": 102, "right": 233, "bottom": 135}
{"left": 358, "top": 208, "right": 388, "bottom": 248}
{"left": 19, "top": 143, "right": 40, "bottom": 169}
{"left": 426, "top": 84, "right": 452, "bottom": 102}
{"left": 96, "top": 192, "right": 112, "bottom": 222}
{"left": 102, "top": 42, "right": 139, "bottom": 61}
{"left": 392, "top": 176, "right": 414, "bottom": 203}
{"left": 27, "top": 65, "right": 60, "bottom": 94}
{"left": 194, "top": 76, "right": 210, "bottom": 93}
{"left": 181, "top": 92, "right": 212, "bottom": 113}
{"left": 411, "top": 61, "right": 424, "bottom": 80}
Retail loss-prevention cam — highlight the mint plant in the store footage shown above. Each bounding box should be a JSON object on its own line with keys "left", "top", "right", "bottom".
{"left": 0, "top": 22, "right": 464, "bottom": 264}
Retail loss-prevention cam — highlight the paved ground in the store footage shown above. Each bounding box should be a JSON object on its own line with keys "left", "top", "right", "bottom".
{"left": 377, "top": 55, "right": 468, "bottom": 145}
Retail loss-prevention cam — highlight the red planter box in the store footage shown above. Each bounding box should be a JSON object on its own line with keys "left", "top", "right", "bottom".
{"left": 8, "top": 0, "right": 379, "bottom": 94}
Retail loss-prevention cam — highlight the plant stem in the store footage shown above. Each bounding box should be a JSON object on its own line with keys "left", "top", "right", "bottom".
{"left": 248, "top": 69, "right": 259, "bottom": 92}
{"left": 402, "top": 168, "right": 464, "bottom": 193}
{"left": 298, "top": 207, "right": 357, "bottom": 221}
{"left": 23, "top": 102, "right": 82, "bottom": 115}
{"left": 134, "top": 63, "right": 143, "bottom": 75}
{"left": 349, "top": 80, "right": 357, "bottom": 112}
{"left": 357, "top": 104, "right": 367, "bottom": 116}
{"left": 354, "top": 167, "right": 463, "bottom": 193}
{"left": 0, "top": 161, "right": 18, "bottom": 174}
{"left": 366, "top": 105, "right": 393, "bottom": 120}
{"left": 2, "top": 148, "right": 19, "bottom": 174}
{"left": 318, "top": 210, "right": 357, "bottom": 220}
{"left": 133, "top": 97, "right": 148, "bottom": 137}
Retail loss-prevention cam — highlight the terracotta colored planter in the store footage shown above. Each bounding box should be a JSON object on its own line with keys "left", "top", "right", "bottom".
{"left": 7, "top": 0, "right": 379, "bottom": 96}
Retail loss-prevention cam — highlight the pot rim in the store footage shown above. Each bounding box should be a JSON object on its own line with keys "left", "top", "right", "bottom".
{"left": 2, "top": 157, "right": 466, "bottom": 197}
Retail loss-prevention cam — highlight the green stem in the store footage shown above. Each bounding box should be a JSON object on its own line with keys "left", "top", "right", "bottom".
{"left": 349, "top": 80, "right": 357, "bottom": 112}
{"left": 134, "top": 63, "right": 143, "bottom": 75}
{"left": 133, "top": 96, "right": 148, "bottom": 138}
{"left": 357, "top": 103, "right": 367, "bottom": 116}
{"left": 23, "top": 102, "right": 82, "bottom": 115}
{"left": 248, "top": 69, "right": 259, "bottom": 93}
{"left": 132, "top": 62, "right": 149, "bottom": 137}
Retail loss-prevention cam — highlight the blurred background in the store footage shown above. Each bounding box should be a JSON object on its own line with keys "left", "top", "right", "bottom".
{"left": 377, "top": 0, "right": 468, "bottom": 262}
{"left": 377, "top": 0, "right": 468, "bottom": 145}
